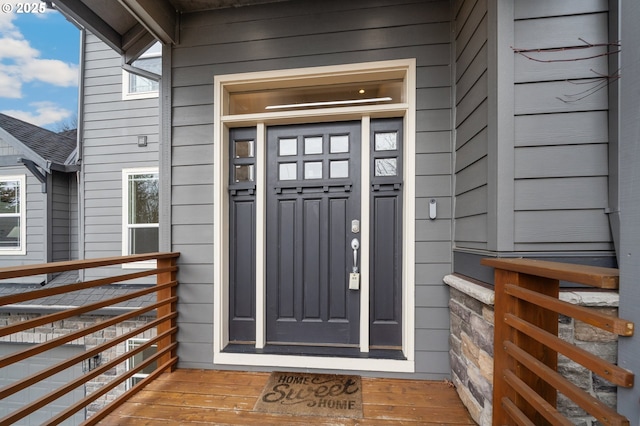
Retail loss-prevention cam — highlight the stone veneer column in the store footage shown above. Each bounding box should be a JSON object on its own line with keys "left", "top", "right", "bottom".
{"left": 444, "top": 275, "right": 620, "bottom": 426}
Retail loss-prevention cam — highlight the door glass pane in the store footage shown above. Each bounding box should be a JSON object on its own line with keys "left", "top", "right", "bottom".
{"left": 375, "top": 158, "right": 397, "bottom": 176}
{"left": 304, "top": 136, "right": 323, "bottom": 154}
{"left": 279, "top": 138, "right": 297, "bottom": 156}
{"left": 330, "top": 135, "right": 349, "bottom": 153}
{"left": 330, "top": 160, "right": 349, "bottom": 178}
{"left": 235, "top": 165, "right": 254, "bottom": 182}
{"left": 375, "top": 132, "right": 397, "bottom": 151}
{"left": 279, "top": 163, "right": 297, "bottom": 180}
{"left": 235, "top": 140, "right": 254, "bottom": 158}
{"left": 304, "top": 162, "right": 323, "bottom": 179}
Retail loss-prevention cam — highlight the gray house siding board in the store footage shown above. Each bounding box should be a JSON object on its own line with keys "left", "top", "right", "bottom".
{"left": 417, "top": 131, "right": 450, "bottom": 155}
{"left": 515, "top": 111, "right": 608, "bottom": 147}
{"left": 515, "top": 177, "right": 608, "bottom": 211}
{"left": 170, "top": 0, "right": 453, "bottom": 378}
{"left": 514, "top": 210, "right": 612, "bottom": 243}
{"left": 514, "top": 0, "right": 608, "bottom": 20}
{"left": 514, "top": 144, "right": 608, "bottom": 179}
{"left": 417, "top": 65, "right": 451, "bottom": 88}
{"left": 514, "top": 80, "right": 608, "bottom": 115}
{"left": 514, "top": 13, "right": 608, "bottom": 50}
{"left": 455, "top": 157, "right": 487, "bottom": 196}
{"left": 514, "top": 47, "right": 608, "bottom": 84}
{"left": 455, "top": 128, "right": 487, "bottom": 173}
{"left": 455, "top": 184, "right": 488, "bottom": 218}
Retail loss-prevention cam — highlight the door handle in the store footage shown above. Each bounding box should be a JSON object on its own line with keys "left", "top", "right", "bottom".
{"left": 351, "top": 238, "right": 359, "bottom": 273}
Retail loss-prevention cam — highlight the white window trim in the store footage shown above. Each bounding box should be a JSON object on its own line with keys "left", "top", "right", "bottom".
{"left": 125, "top": 338, "right": 157, "bottom": 390}
{"left": 213, "top": 59, "right": 416, "bottom": 373}
{"left": 0, "top": 174, "right": 26, "bottom": 256}
{"left": 122, "top": 167, "right": 159, "bottom": 268}
{"left": 122, "top": 45, "right": 160, "bottom": 100}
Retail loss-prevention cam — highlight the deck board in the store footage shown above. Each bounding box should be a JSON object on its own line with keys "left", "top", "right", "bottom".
{"left": 98, "top": 369, "right": 475, "bottom": 425}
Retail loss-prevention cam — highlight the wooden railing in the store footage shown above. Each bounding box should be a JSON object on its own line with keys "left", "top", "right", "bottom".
{"left": 0, "top": 252, "right": 179, "bottom": 425}
{"left": 482, "top": 258, "right": 634, "bottom": 426}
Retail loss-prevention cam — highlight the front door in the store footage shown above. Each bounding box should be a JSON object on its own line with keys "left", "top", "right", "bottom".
{"left": 266, "top": 121, "right": 361, "bottom": 346}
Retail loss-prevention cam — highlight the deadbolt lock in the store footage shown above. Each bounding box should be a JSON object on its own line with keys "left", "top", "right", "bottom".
{"left": 351, "top": 219, "right": 360, "bottom": 233}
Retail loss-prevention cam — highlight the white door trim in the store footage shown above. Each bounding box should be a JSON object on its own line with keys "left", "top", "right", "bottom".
{"left": 213, "top": 59, "right": 416, "bottom": 372}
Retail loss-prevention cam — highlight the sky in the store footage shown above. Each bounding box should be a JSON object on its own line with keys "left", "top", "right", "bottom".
{"left": 0, "top": 0, "right": 80, "bottom": 131}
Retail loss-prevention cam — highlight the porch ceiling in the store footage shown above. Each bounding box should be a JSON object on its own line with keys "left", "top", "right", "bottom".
{"left": 53, "top": 0, "right": 291, "bottom": 62}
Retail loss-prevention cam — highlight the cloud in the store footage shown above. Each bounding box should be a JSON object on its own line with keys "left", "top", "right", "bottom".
{"left": 0, "top": 4, "right": 78, "bottom": 100}
{"left": 1, "top": 101, "right": 73, "bottom": 127}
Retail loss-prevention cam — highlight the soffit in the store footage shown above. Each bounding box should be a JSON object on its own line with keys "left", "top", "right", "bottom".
{"left": 54, "top": 0, "right": 290, "bottom": 61}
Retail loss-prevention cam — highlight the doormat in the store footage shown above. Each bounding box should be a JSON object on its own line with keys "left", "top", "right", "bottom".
{"left": 254, "top": 372, "right": 363, "bottom": 419}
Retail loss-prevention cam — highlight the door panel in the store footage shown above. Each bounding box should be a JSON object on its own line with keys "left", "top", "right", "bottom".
{"left": 266, "top": 121, "right": 361, "bottom": 346}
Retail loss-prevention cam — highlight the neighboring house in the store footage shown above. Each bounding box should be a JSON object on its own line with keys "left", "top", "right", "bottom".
{"left": 11, "top": 0, "right": 639, "bottom": 423}
{"left": 0, "top": 113, "right": 78, "bottom": 282}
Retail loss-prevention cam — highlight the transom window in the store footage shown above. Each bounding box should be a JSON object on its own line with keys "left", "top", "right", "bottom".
{"left": 0, "top": 175, "right": 25, "bottom": 255}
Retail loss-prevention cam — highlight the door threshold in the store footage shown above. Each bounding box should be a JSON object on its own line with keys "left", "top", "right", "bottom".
{"left": 223, "top": 343, "right": 406, "bottom": 360}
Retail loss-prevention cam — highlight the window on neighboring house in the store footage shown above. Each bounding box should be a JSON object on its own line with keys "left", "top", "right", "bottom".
{"left": 122, "top": 42, "right": 161, "bottom": 100}
{"left": 0, "top": 176, "right": 26, "bottom": 255}
{"left": 126, "top": 338, "right": 157, "bottom": 389}
{"left": 122, "top": 168, "right": 159, "bottom": 265}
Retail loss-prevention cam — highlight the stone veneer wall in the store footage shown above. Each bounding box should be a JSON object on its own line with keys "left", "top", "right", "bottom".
{"left": 444, "top": 274, "right": 621, "bottom": 426}
{"left": 0, "top": 312, "right": 157, "bottom": 419}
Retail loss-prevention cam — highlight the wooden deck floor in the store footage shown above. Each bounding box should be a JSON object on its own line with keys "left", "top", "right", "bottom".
{"left": 98, "top": 369, "right": 475, "bottom": 425}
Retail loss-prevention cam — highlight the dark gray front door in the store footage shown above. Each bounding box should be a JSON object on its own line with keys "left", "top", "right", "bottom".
{"left": 266, "top": 122, "right": 361, "bottom": 346}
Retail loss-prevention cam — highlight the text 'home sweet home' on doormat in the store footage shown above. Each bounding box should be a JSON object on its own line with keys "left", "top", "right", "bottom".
{"left": 254, "top": 372, "right": 363, "bottom": 419}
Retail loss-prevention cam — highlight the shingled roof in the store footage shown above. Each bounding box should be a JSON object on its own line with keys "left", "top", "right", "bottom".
{"left": 0, "top": 113, "right": 77, "bottom": 168}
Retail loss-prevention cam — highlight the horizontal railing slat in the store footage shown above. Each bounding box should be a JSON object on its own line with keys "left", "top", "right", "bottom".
{"left": 0, "top": 252, "right": 179, "bottom": 280}
{"left": 505, "top": 314, "right": 633, "bottom": 388}
{"left": 501, "top": 397, "right": 536, "bottom": 426}
{"left": 481, "top": 258, "right": 619, "bottom": 289}
{"left": 0, "top": 265, "right": 177, "bottom": 306}
{"left": 504, "top": 341, "right": 630, "bottom": 426}
{"left": 505, "top": 284, "right": 634, "bottom": 336}
{"left": 503, "top": 370, "right": 574, "bottom": 426}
